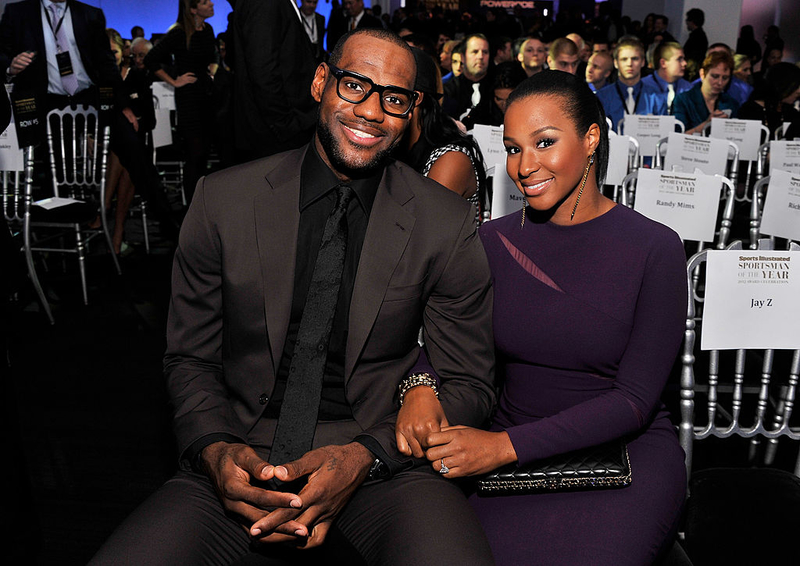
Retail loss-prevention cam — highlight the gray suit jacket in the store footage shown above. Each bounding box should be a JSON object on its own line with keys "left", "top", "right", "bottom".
{"left": 164, "top": 146, "right": 495, "bottom": 471}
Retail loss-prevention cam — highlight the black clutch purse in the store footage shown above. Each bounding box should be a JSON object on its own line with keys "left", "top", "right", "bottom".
{"left": 477, "top": 440, "right": 632, "bottom": 495}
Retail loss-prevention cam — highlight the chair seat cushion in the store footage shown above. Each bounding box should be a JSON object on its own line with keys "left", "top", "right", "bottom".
{"left": 31, "top": 200, "right": 98, "bottom": 224}
{"left": 683, "top": 467, "right": 800, "bottom": 565}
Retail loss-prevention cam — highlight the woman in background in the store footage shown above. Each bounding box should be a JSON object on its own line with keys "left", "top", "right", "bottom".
{"left": 673, "top": 51, "right": 739, "bottom": 135}
{"left": 144, "top": 0, "right": 217, "bottom": 204}
{"left": 400, "top": 48, "right": 487, "bottom": 221}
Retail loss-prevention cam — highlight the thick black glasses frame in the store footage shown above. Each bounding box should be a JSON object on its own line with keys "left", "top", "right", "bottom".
{"left": 327, "top": 64, "right": 419, "bottom": 117}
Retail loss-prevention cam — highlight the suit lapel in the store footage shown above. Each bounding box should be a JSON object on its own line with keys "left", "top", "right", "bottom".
{"left": 254, "top": 150, "right": 304, "bottom": 374}
{"left": 346, "top": 165, "right": 415, "bottom": 379}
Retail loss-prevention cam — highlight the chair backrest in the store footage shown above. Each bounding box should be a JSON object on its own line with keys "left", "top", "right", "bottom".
{"left": 680, "top": 240, "right": 800, "bottom": 480}
{"left": 2, "top": 146, "right": 34, "bottom": 224}
{"left": 623, "top": 170, "right": 736, "bottom": 249}
{"left": 656, "top": 136, "right": 741, "bottom": 179}
{"left": 45, "top": 105, "right": 110, "bottom": 199}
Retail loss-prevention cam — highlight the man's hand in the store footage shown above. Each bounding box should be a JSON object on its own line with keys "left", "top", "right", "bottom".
{"left": 424, "top": 426, "right": 517, "bottom": 478}
{"left": 395, "top": 386, "right": 449, "bottom": 458}
{"left": 199, "top": 442, "right": 303, "bottom": 526}
{"left": 250, "top": 443, "right": 374, "bottom": 548}
{"left": 8, "top": 51, "right": 35, "bottom": 76}
{"left": 121, "top": 107, "right": 139, "bottom": 132}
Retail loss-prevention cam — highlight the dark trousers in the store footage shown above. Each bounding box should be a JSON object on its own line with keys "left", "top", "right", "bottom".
{"left": 88, "top": 421, "right": 495, "bottom": 566}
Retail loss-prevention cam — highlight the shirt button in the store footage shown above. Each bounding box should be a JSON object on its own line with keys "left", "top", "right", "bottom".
{"left": 258, "top": 394, "right": 269, "bottom": 405}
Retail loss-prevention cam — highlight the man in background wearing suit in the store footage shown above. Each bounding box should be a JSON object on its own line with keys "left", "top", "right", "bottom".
{"left": 233, "top": 0, "right": 318, "bottom": 161}
{"left": 0, "top": 0, "right": 179, "bottom": 236}
{"left": 299, "top": 0, "right": 326, "bottom": 63}
{"left": 89, "top": 29, "right": 495, "bottom": 565}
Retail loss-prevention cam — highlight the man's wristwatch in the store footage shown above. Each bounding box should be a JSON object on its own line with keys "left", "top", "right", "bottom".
{"left": 367, "top": 457, "right": 390, "bottom": 481}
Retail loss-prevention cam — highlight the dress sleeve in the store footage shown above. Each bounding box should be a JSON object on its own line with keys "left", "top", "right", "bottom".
{"left": 144, "top": 27, "right": 181, "bottom": 75}
{"left": 505, "top": 230, "right": 688, "bottom": 466}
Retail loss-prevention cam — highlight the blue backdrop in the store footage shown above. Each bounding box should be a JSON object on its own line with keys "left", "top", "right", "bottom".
{"left": 81, "top": 1, "right": 343, "bottom": 40}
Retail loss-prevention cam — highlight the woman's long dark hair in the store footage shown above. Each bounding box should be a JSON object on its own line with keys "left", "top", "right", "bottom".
{"left": 506, "top": 70, "right": 609, "bottom": 186}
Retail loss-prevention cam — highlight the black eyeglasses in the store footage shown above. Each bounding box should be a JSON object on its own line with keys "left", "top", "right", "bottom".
{"left": 327, "top": 64, "right": 419, "bottom": 118}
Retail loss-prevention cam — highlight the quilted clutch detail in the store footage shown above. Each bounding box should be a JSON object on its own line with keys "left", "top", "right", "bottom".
{"left": 477, "top": 441, "right": 632, "bottom": 495}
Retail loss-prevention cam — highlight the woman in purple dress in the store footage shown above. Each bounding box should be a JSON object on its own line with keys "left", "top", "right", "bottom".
{"left": 396, "top": 71, "right": 687, "bottom": 565}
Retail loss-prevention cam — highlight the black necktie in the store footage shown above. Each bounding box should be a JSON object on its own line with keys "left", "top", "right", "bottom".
{"left": 270, "top": 184, "right": 355, "bottom": 465}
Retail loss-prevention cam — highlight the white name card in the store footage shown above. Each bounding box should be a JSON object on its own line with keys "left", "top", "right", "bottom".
{"left": 710, "top": 118, "right": 762, "bottom": 161}
{"left": 605, "top": 133, "right": 630, "bottom": 186}
{"left": 701, "top": 250, "right": 800, "bottom": 350}
{"left": 663, "top": 132, "right": 729, "bottom": 176}
{"left": 470, "top": 124, "right": 505, "bottom": 174}
{"left": 770, "top": 141, "right": 800, "bottom": 174}
{"left": 623, "top": 115, "right": 675, "bottom": 156}
{"left": 490, "top": 169, "right": 524, "bottom": 219}
{"left": 633, "top": 169, "right": 721, "bottom": 242}
{"left": 0, "top": 87, "right": 23, "bottom": 171}
{"left": 152, "top": 108, "right": 173, "bottom": 148}
{"left": 759, "top": 169, "right": 800, "bottom": 241}
{"left": 152, "top": 81, "right": 176, "bottom": 111}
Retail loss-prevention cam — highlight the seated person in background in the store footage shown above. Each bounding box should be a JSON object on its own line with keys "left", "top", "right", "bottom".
{"left": 566, "top": 32, "right": 590, "bottom": 77}
{"left": 518, "top": 36, "right": 547, "bottom": 77}
{"left": 733, "top": 53, "right": 752, "bottom": 85}
{"left": 465, "top": 61, "right": 527, "bottom": 127}
{"left": 398, "top": 71, "right": 688, "bottom": 565}
{"left": 491, "top": 35, "right": 513, "bottom": 66}
{"left": 443, "top": 34, "right": 493, "bottom": 120}
{"left": 585, "top": 51, "right": 613, "bottom": 93}
{"left": 693, "top": 44, "right": 753, "bottom": 107}
{"left": 439, "top": 39, "right": 459, "bottom": 76}
{"left": 546, "top": 38, "right": 579, "bottom": 75}
{"left": 673, "top": 51, "right": 739, "bottom": 135}
{"left": 442, "top": 40, "right": 464, "bottom": 84}
{"left": 597, "top": 36, "right": 655, "bottom": 132}
{"left": 399, "top": 48, "right": 487, "bottom": 219}
{"left": 642, "top": 42, "right": 691, "bottom": 115}
{"left": 592, "top": 38, "right": 611, "bottom": 55}
{"left": 739, "top": 62, "right": 800, "bottom": 139}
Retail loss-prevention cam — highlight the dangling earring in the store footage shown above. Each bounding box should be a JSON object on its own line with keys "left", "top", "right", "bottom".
{"left": 520, "top": 201, "right": 526, "bottom": 228}
{"left": 570, "top": 152, "right": 594, "bottom": 221}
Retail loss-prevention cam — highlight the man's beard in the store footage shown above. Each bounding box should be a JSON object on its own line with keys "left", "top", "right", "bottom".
{"left": 316, "top": 115, "right": 397, "bottom": 179}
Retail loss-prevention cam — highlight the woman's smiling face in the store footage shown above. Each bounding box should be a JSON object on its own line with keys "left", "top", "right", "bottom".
{"left": 503, "top": 94, "right": 597, "bottom": 219}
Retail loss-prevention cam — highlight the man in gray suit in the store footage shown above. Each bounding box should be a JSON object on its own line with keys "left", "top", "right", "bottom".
{"left": 90, "top": 29, "right": 495, "bottom": 566}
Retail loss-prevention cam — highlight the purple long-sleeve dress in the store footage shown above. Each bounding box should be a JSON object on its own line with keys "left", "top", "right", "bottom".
{"left": 473, "top": 204, "right": 687, "bottom": 565}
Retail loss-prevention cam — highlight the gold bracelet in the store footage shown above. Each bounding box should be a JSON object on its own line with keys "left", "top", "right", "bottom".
{"left": 398, "top": 372, "right": 438, "bottom": 406}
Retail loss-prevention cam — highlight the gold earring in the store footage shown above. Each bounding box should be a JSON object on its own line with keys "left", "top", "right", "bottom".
{"left": 520, "top": 201, "right": 526, "bottom": 228}
{"left": 570, "top": 153, "right": 594, "bottom": 221}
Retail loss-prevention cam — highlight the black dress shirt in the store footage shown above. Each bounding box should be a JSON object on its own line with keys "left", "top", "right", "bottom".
{"left": 264, "top": 142, "right": 380, "bottom": 420}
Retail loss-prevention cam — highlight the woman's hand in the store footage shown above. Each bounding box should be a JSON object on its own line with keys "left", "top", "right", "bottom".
{"left": 424, "top": 426, "right": 517, "bottom": 478}
{"left": 173, "top": 72, "right": 197, "bottom": 88}
{"left": 395, "top": 386, "right": 449, "bottom": 458}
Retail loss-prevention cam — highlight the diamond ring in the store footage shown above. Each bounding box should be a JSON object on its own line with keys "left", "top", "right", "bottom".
{"left": 439, "top": 458, "right": 450, "bottom": 474}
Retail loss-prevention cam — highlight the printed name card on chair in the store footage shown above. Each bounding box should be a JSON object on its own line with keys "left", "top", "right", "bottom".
{"left": 710, "top": 118, "right": 763, "bottom": 162}
{"left": 605, "top": 132, "right": 632, "bottom": 186}
{"left": 490, "top": 166, "right": 524, "bottom": 219}
{"left": 152, "top": 82, "right": 176, "bottom": 111}
{"left": 770, "top": 141, "right": 800, "bottom": 174}
{"left": 470, "top": 124, "right": 505, "bottom": 174}
{"left": 0, "top": 108, "right": 23, "bottom": 171}
{"left": 622, "top": 115, "right": 675, "bottom": 156}
{"left": 663, "top": 132, "right": 729, "bottom": 176}
{"left": 633, "top": 168, "right": 721, "bottom": 243}
{"left": 701, "top": 250, "right": 800, "bottom": 350}
{"left": 759, "top": 169, "right": 800, "bottom": 242}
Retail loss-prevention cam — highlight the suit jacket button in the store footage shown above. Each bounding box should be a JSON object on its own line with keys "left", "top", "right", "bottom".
{"left": 258, "top": 394, "right": 269, "bottom": 405}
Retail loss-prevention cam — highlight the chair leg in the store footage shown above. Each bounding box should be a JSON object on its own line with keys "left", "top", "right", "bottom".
{"left": 23, "top": 234, "right": 55, "bottom": 325}
{"left": 75, "top": 227, "right": 89, "bottom": 305}
{"left": 141, "top": 199, "right": 150, "bottom": 254}
{"left": 100, "top": 209, "right": 121, "bottom": 275}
